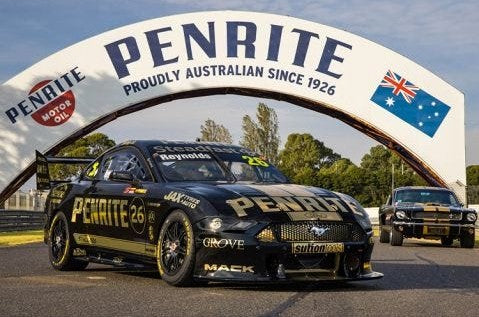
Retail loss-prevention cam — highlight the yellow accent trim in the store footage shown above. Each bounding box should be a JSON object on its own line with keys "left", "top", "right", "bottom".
{"left": 73, "top": 233, "right": 156, "bottom": 256}
{"left": 423, "top": 206, "right": 450, "bottom": 212}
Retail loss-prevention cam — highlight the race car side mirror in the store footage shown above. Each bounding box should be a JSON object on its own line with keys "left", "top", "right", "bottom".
{"left": 109, "top": 170, "right": 135, "bottom": 182}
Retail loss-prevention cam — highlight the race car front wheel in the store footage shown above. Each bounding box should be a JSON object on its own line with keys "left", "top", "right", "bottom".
{"left": 48, "top": 212, "right": 88, "bottom": 271}
{"left": 157, "top": 210, "right": 195, "bottom": 286}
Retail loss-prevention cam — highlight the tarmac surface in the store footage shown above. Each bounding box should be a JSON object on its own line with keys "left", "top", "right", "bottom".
{"left": 1, "top": 238, "right": 478, "bottom": 317}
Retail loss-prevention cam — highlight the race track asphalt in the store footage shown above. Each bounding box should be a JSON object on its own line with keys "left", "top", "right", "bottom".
{"left": 1, "top": 238, "right": 478, "bottom": 317}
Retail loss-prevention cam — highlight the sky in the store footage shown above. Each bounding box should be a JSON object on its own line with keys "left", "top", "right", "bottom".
{"left": 0, "top": 0, "right": 478, "bottom": 171}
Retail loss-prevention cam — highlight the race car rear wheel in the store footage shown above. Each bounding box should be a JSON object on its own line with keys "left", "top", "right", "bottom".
{"left": 157, "top": 210, "right": 195, "bottom": 286}
{"left": 460, "top": 231, "right": 475, "bottom": 249}
{"left": 440, "top": 236, "right": 453, "bottom": 246}
{"left": 390, "top": 227, "right": 403, "bottom": 246}
{"left": 48, "top": 212, "right": 88, "bottom": 271}
{"left": 379, "top": 226, "right": 390, "bottom": 243}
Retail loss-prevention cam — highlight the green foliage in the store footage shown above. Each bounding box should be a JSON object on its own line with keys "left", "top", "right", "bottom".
{"left": 466, "top": 165, "right": 479, "bottom": 185}
{"left": 199, "top": 118, "right": 233, "bottom": 144}
{"left": 278, "top": 133, "right": 341, "bottom": 182}
{"left": 277, "top": 137, "right": 427, "bottom": 207}
{"left": 240, "top": 103, "right": 280, "bottom": 164}
{"left": 49, "top": 133, "right": 116, "bottom": 180}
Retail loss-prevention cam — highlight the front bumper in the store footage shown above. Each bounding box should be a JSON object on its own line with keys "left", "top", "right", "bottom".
{"left": 393, "top": 221, "right": 475, "bottom": 237}
{"left": 193, "top": 229, "right": 383, "bottom": 282}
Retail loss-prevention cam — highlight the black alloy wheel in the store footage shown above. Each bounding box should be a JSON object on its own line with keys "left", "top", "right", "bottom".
{"left": 157, "top": 210, "right": 196, "bottom": 286}
{"left": 48, "top": 212, "right": 88, "bottom": 271}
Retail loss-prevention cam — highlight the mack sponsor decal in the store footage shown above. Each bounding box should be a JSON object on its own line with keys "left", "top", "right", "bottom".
{"left": 292, "top": 242, "right": 344, "bottom": 254}
{"left": 204, "top": 264, "right": 254, "bottom": 273}
{"left": 4, "top": 67, "right": 85, "bottom": 125}
{"left": 202, "top": 238, "right": 245, "bottom": 250}
{"left": 164, "top": 191, "right": 200, "bottom": 209}
{"left": 226, "top": 195, "right": 348, "bottom": 217}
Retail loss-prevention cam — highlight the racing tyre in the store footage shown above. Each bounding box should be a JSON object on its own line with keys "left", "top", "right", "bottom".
{"left": 157, "top": 210, "right": 196, "bottom": 286}
{"left": 390, "top": 227, "right": 403, "bottom": 246}
{"left": 379, "top": 226, "right": 390, "bottom": 243}
{"left": 460, "top": 231, "right": 475, "bottom": 249}
{"left": 440, "top": 236, "right": 454, "bottom": 247}
{"left": 48, "top": 212, "right": 88, "bottom": 271}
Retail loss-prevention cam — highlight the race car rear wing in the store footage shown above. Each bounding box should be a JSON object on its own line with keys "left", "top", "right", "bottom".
{"left": 36, "top": 150, "right": 95, "bottom": 190}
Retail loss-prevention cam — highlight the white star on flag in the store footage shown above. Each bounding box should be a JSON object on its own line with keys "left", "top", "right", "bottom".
{"left": 385, "top": 97, "right": 395, "bottom": 107}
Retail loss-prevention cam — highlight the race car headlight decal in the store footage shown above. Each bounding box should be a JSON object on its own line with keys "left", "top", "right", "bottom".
{"left": 229, "top": 220, "right": 257, "bottom": 231}
{"left": 209, "top": 218, "right": 223, "bottom": 230}
{"left": 466, "top": 213, "right": 477, "bottom": 222}
{"left": 256, "top": 227, "right": 276, "bottom": 242}
{"left": 395, "top": 210, "right": 407, "bottom": 220}
{"left": 198, "top": 217, "right": 257, "bottom": 232}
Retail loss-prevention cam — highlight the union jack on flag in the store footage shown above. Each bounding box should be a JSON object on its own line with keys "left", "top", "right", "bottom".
{"left": 370, "top": 70, "right": 451, "bottom": 138}
{"left": 380, "top": 70, "right": 419, "bottom": 103}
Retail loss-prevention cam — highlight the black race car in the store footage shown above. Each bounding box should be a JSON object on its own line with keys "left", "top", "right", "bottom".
{"left": 39, "top": 140, "right": 382, "bottom": 286}
{"left": 378, "top": 186, "right": 477, "bottom": 247}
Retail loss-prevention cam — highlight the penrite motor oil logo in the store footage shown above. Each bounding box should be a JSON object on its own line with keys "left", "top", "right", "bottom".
{"left": 4, "top": 66, "right": 85, "bottom": 126}
{"left": 29, "top": 80, "right": 75, "bottom": 126}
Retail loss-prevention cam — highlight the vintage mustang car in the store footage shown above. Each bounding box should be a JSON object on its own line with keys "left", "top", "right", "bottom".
{"left": 379, "top": 186, "right": 477, "bottom": 248}
{"left": 38, "top": 140, "right": 382, "bottom": 286}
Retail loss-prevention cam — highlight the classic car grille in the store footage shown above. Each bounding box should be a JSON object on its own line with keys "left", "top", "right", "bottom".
{"left": 411, "top": 211, "right": 462, "bottom": 221}
{"left": 266, "top": 221, "right": 365, "bottom": 242}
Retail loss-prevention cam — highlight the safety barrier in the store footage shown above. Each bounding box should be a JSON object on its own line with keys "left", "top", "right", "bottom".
{"left": 0, "top": 210, "right": 44, "bottom": 232}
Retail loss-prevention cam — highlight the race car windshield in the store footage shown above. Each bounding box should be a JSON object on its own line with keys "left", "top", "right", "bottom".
{"left": 395, "top": 189, "right": 460, "bottom": 206}
{"left": 151, "top": 151, "right": 231, "bottom": 182}
{"left": 219, "top": 153, "right": 288, "bottom": 183}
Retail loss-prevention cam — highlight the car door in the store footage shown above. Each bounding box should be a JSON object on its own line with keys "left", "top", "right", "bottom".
{"left": 84, "top": 146, "right": 156, "bottom": 258}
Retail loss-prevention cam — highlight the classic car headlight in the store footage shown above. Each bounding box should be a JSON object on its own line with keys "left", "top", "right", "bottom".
{"left": 466, "top": 213, "right": 477, "bottom": 222}
{"left": 395, "top": 210, "right": 407, "bottom": 220}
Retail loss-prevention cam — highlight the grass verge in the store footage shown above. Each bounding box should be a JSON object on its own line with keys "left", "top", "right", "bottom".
{"left": 0, "top": 230, "right": 44, "bottom": 247}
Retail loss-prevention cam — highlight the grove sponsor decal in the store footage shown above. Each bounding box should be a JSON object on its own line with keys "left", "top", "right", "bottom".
{"left": 292, "top": 242, "right": 344, "bottom": 254}
{"left": 204, "top": 264, "right": 254, "bottom": 273}
{"left": 226, "top": 195, "right": 349, "bottom": 217}
{"left": 202, "top": 237, "right": 245, "bottom": 250}
{"left": 164, "top": 191, "right": 200, "bottom": 209}
{"left": 4, "top": 67, "right": 85, "bottom": 126}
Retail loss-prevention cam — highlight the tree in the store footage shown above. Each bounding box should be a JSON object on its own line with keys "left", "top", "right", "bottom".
{"left": 278, "top": 133, "right": 341, "bottom": 181}
{"left": 240, "top": 103, "right": 280, "bottom": 164}
{"left": 466, "top": 165, "right": 479, "bottom": 185}
{"left": 50, "top": 133, "right": 116, "bottom": 180}
{"left": 359, "top": 145, "right": 426, "bottom": 206}
{"left": 198, "top": 119, "right": 233, "bottom": 144}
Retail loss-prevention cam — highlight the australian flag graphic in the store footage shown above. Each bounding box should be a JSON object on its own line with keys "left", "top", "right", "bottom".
{"left": 370, "top": 70, "right": 450, "bottom": 137}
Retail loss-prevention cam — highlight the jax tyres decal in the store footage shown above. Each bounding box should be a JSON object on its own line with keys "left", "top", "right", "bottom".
{"left": 129, "top": 197, "right": 146, "bottom": 234}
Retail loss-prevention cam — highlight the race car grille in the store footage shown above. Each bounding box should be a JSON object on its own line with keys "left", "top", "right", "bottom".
{"left": 266, "top": 222, "right": 365, "bottom": 242}
{"left": 412, "top": 212, "right": 462, "bottom": 221}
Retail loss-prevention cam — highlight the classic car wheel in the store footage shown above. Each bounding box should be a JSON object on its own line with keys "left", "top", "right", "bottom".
{"left": 157, "top": 210, "right": 195, "bottom": 286}
{"left": 390, "top": 227, "right": 403, "bottom": 246}
{"left": 379, "top": 226, "right": 390, "bottom": 243}
{"left": 440, "top": 236, "right": 453, "bottom": 246}
{"left": 460, "top": 231, "right": 475, "bottom": 249}
{"left": 48, "top": 212, "right": 88, "bottom": 271}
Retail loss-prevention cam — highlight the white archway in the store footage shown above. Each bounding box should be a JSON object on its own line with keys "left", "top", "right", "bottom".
{"left": 0, "top": 11, "right": 466, "bottom": 202}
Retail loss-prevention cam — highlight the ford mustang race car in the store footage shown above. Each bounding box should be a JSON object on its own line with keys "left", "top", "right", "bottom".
{"left": 39, "top": 140, "right": 382, "bottom": 286}
{"left": 379, "top": 186, "right": 477, "bottom": 247}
